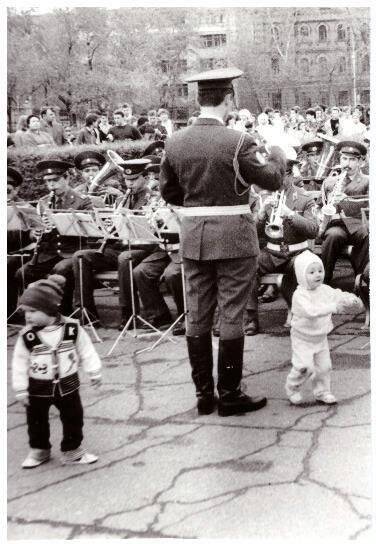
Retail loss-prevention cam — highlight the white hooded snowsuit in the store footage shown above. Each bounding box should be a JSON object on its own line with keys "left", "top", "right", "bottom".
{"left": 285, "top": 250, "right": 362, "bottom": 399}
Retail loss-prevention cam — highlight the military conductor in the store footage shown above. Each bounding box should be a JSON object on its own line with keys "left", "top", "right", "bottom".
{"left": 160, "top": 68, "right": 286, "bottom": 417}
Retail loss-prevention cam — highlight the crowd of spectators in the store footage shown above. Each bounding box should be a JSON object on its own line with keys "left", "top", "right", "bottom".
{"left": 8, "top": 101, "right": 370, "bottom": 150}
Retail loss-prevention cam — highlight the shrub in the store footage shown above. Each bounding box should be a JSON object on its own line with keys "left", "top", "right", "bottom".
{"left": 7, "top": 140, "right": 147, "bottom": 200}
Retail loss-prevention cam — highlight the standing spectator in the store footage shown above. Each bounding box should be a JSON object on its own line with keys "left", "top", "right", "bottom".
{"left": 107, "top": 110, "right": 142, "bottom": 141}
{"left": 158, "top": 108, "right": 174, "bottom": 137}
{"left": 121, "top": 103, "right": 137, "bottom": 126}
{"left": 234, "top": 108, "right": 253, "bottom": 132}
{"left": 323, "top": 106, "right": 341, "bottom": 137}
{"left": 97, "top": 113, "right": 112, "bottom": 142}
{"left": 16, "top": 115, "right": 54, "bottom": 148}
{"left": 340, "top": 109, "right": 367, "bottom": 141}
{"left": 305, "top": 109, "right": 318, "bottom": 135}
{"left": 139, "top": 110, "right": 168, "bottom": 141}
{"left": 76, "top": 113, "right": 100, "bottom": 145}
{"left": 315, "top": 107, "right": 326, "bottom": 134}
{"left": 13, "top": 115, "right": 28, "bottom": 147}
{"left": 40, "top": 107, "right": 64, "bottom": 145}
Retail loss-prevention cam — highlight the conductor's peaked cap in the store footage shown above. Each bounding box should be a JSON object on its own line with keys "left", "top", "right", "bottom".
{"left": 185, "top": 67, "right": 243, "bottom": 90}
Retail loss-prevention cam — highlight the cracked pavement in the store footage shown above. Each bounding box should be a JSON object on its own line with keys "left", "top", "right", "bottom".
{"left": 7, "top": 291, "right": 372, "bottom": 540}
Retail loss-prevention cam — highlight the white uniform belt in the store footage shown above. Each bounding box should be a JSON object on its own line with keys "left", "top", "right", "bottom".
{"left": 329, "top": 213, "right": 342, "bottom": 220}
{"left": 172, "top": 205, "right": 250, "bottom": 217}
{"left": 267, "top": 241, "right": 309, "bottom": 252}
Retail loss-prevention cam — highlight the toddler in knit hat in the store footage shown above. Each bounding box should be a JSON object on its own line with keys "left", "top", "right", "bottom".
{"left": 285, "top": 250, "right": 363, "bottom": 405}
{"left": 12, "top": 274, "right": 103, "bottom": 469}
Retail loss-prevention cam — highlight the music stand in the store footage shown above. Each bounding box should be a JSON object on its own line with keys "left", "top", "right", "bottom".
{"left": 107, "top": 209, "right": 177, "bottom": 356}
{"left": 135, "top": 206, "right": 186, "bottom": 355}
{"left": 49, "top": 210, "right": 104, "bottom": 342}
{"left": 7, "top": 204, "right": 45, "bottom": 324}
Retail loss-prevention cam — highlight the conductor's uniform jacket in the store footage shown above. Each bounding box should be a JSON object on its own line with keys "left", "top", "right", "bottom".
{"left": 160, "top": 117, "right": 286, "bottom": 338}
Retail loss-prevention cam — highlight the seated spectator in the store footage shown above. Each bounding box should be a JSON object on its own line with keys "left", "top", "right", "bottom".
{"left": 234, "top": 108, "right": 252, "bottom": 132}
{"left": 40, "top": 107, "right": 64, "bottom": 145}
{"left": 107, "top": 110, "right": 142, "bottom": 141}
{"left": 63, "top": 125, "right": 76, "bottom": 146}
{"left": 76, "top": 113, "right": 100, "bottom": 145}
{"left": 17, "top": 115, "right": 55, "bottom": 148}
{"left": 340, "top": 109, "right": 367, "bottom": 141}
{"left": 13, "top": 115, "right": 28, "bottom": 147}
{"left": 225, "top": 111, "right": 239, "bottom": 129}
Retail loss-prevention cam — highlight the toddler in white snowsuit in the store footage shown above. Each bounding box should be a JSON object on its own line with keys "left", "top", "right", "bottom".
{"left": 285, "top": 250, "right": 363, "bottom": 405}
{"left": 12, "top": 275, "right": 102, "bottom": 468}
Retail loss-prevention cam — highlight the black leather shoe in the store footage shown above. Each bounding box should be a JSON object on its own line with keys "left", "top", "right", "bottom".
{"left": 244, "top": 319, "right": 259, "bottom": 336}
{"left": 139, "top": 313, "right": 172, "bottom": 330}
{"left": 197, "top": 395, "right": 216, "bottom": 415}
{"left": 212, "top": 327, "right": 220, "bottom": 337}
{"left": 218, "top": 393, "right": 267, "bottom": 417}
{"left": 172, "top": 322, "right": 186, "bottom": 336}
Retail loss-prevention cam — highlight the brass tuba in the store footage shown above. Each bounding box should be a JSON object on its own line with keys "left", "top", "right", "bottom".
{"left": 88, "top": 150, "right": 126, "bottom": 195}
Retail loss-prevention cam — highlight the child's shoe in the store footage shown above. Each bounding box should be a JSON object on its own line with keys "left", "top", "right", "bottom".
{"left": 315, "top": 392, "right": 337, "bottom": 405}
{"left": 22, "top": 448, "right": 51, "bottom": 469}
{"left": 62, "top": 451, "right": 98, "bottom": 465}
{"left": 288, "top": 392, "right": 303, "bottom": 405}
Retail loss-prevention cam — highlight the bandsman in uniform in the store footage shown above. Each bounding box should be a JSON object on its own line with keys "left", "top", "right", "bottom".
{"left": 244, "top": 152, "right": 319, "bottom": 335}
{"left": 319, "top": 141, "right": 369, "bottom": 284}
{"left": 7, "top": 167, "right": 39, "bottom": 321}
{"left": 15, "top": 160, "right": 93, "bottom": 315}
{"left": 71, "top": 159, "right": 155, "bottom": 327}
{"left": 160, "top": 67, "right": 286, "bottom": 417}
{"left": 74, "top": 150, "right": 123, "bottom": 207}
{"left": 299, "top": 140, "right": 324, "bottom": 191}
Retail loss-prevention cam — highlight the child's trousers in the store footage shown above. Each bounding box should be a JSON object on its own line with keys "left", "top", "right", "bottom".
{"left": 285, "top": 334, "right": 332, "bottom": 398}
{"left": 26, "top": 388, "right": 84, "bottom": 452}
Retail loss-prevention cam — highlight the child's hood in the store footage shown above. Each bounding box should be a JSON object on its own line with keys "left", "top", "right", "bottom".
{"left": 294, "top": 249, "right": 323, "bottom": 289}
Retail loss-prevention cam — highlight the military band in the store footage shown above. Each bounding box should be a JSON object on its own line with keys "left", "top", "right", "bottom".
{"left": 7, "top": 69, "right": 370, "bottom": 414}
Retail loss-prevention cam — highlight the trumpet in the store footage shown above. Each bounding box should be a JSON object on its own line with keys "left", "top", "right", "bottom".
{"left": 265, "top": 190, "right": 286, "bottom": 239}
{"left": 317, "top": 168, "right": 347, "bottom": 235}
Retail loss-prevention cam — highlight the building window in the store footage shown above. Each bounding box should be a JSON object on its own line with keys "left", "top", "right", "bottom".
{"left": 271, "top": 57, "right": 280, "bottom": 75}
{"left": 338, "top": 90, "right": 349, "bottom": 107}
{"left": 271, "top": 25, "right": 280, "bottom": 42}
{"left": 339, "top": 57, "right": 346, "bottom": 73}
{"left": 271, "top": 90, "right": 281, "bottom": 110}
{"left": 360, "top": 23, "right": 369, "bottom": 43}
{"left": 360, "top": 90, "right": 370, "bottom": 104}
{"left": 201, "top": 34, "right": 227, "bottom": 48}
{"left": 200, "top": 58, "right": 227, "bottom": 70}
{"left": 337, "top": 24, "right": 346, "bottom": 41}
{"left": 318, "top": 56, "right": 328, "bottom": 74}
{"left": 361, "top": 54, "right": 369, "bottom": 73}
{"left": 201, "top": 11, "right": 224, "bottom": 25}
{"left": 161, "top": 59, "right": 187, "bottom": 74}
{"left": 176, "top": 84, "right": 188, "bottom": 98}
{"left": 318, "top": 24, "right": 327, "bottom": 42}
{"left": 301, "top": 92, "right": 311, "bottom": 108}
{"left": 300, "top": 24, "right": 310, "bottom": 37}
{"left": 300, "top": 58, "right": 309, "bottom": 75}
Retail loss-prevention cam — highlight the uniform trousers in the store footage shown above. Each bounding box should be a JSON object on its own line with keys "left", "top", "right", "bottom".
{"left": 72, "top": 247, "right": 154, "bottom": 319}
{"left": 15, "top": 256, "right": 74, "bottom": 315}
{"left": 183, "top": 256, "right": 256, "bottom": 339}
{"left": 285, "top": 334, "right": 332, "bottom": 399}
{"left": 321, "top": 224, "right": 369, "bottom": 283}
{"left": 8, "top": 255, "right": 31, "bottom": 316}
{"left": 134, "top": 257, "right": 184, "bottom": 320}
{"left": 246, "top": 250, "right": 298, "bottom": 316}
{"left": 27, "top": 388, "right": 83, "bottom": 452}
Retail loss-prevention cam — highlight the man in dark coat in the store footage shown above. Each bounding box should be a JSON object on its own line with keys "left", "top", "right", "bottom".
{"left": 159, "top": 67, "right": 286, "bottom": 417}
